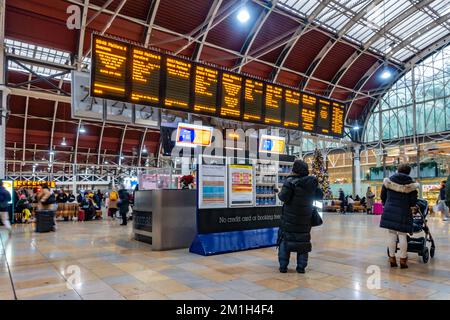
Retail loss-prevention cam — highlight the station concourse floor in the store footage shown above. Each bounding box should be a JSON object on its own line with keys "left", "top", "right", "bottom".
{"left": 1, "top": 213, "right": 449, "bottom": 300}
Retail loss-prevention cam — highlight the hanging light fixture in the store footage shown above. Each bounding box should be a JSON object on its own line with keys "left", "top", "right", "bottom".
{"left": 61, "top": 137, "right": 67, "bottom": 146}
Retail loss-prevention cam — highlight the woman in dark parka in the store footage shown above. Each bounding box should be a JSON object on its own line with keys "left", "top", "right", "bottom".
{"left": 277, "top": 160, "right": 323, "bottom": 273}
{"left": 380, "top": 164, "right": 419, "bottom": 269}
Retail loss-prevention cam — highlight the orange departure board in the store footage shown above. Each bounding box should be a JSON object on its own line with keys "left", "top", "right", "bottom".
{"left": 194, "top": 66, "right": 218, "bottom": 114}
{"left": 131, "top": 47, "right": 161, "bottom": 104}
{"left": 284, "top": 89, "right": 300, "bottom": 128}
{"left": 264, "top": 84, "right": 283, "bottom": 125}
{"left": 244, "top": 79, "right": 263, "bottom": 122}
{"left": 165, "top": 57, "right": 191, "bottom": 109}
{"left": 92, "top": 36, "right": 128, "bottom": 100}
{"left": 91, "top": 35, "right": 347, "bottom": 138}
{"left": 331, "top": 102, "right": 345, "bottom": 136}
{"left": 300, "top": 94, "right": 317, "bottom": 132}
{"left": 317, "top": 99, "right": 331, "bottom": 135}
{"left": 220, "top": 73, "right": 242, "bottom": 119}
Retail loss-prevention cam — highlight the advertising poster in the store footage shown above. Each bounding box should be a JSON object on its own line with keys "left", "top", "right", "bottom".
{"left": 199, "top": 164, "right": 227, "bottom": 209}
{"left": 228, "top": 164, "right": 254, "bottom": 207}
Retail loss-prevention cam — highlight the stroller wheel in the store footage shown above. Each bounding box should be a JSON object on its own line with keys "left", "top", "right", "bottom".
{"left": 422, "top": 248, "right": 429, "bottom": 263}
{"left": 430, "top": 246, "right": 435, "bottom": 258}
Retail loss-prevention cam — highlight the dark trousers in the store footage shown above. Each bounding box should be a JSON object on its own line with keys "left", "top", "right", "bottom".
{"left": 120, "top": 211, "right": 127, "bottom": 225}
{"left": 278, "top": 240, "right": 308, "bottom": 270}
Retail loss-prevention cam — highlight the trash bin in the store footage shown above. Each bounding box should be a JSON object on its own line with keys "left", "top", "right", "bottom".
{"left": 35, "top": 210, "right": 55, "bottom": 233}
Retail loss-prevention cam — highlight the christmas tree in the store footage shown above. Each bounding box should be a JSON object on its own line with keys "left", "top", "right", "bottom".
{"left": 312, "top": 148, "right": 332, "bottom": 199}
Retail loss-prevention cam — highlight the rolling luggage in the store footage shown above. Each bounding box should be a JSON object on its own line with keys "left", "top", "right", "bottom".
{"left": 78, "top": 210, "right": 85, "bottom": 221}
{"left": 35, "top": 210, "right": 55, "bottom": 233}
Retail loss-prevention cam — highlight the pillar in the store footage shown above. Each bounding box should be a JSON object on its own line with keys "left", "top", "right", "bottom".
{"left": 0, "top": 0, "right": 9, "bottom": 179}
{"left": 353, "top": 145, "right": 361, "bottom": 197}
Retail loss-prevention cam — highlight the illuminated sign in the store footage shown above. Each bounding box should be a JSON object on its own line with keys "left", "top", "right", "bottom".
{"left": 317, "top": 99, "right": 331, "bottom": 135}
{"left": 176, "top": 123, "right": 213, "bottom": 148}
{"left": 259, "top": 135, "right": 286, "bottom": 154}
{"left": 165, "top": 57, "right": 191, "bottom": 109}
{"left": 300, "top": 94, "right": 317, "bottom": 132}
{"left": 284, "top": 89, "right": 300, "bottom": 128}
{"left": 194, "top": 66, "right": 218, "bottom": 114}
{"left": 13, "top": 181, "right": 56, "bottom": 189}
{"left": 220, "top": 73, "right": 242, "bottom": 119}
{"left": 264, "top": 84, "right": 283, "bottom": 125}
{"left": 90, "top": 35, "right": 347, "bottom": 138}
{"left": 131, "top": 47, "right": 161, "bottom": 104}
{"left": 244, "top": 79, "right": 263, "bottom": 122}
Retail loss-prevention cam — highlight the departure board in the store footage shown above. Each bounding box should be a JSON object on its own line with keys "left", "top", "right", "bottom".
{"left": 220, "top": 73, "right": 242, "bottom": 119}
{"left": 317, "top": 99, "right": 331, "bottom": 135}
{"left": 284, "top": 89, "right": 300, "bottom": 128}
{"left": 300, "top": 94, "right": 317, "bottom": 132}
{"left": 131, "top": 47, "right": 161, "bottom": 104}
{"left": 90, "top": 35, "right": 347, "bottom": 138}
{"left": 331, "top": 102, "right": 345, "bottom": 136}
{"left": 244, "top": 79, "right": 263, "bottom": 122}
{"left": 92, "top": 36, "right": 128, "bottom": 100}
{"left": 264, "top": 85, "right": 283, "bottom": 125}
{"left": 165, "top": 57, "right": 191, "bottom": 109}
{"left": 194, "top": 66, "right": 218, "bottom": 114}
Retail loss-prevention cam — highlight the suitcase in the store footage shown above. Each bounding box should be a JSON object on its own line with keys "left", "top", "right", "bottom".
{"left": 35, "top": 210, "right": 55, "bottom": 233}
{"left": 95, "top": 210, "right": 103, "bottom": 219}
{"left": 78, "top": 210, "right": 85, "bottom": 221}
{"left": 373, "top": 202, "right": 383, "bottom": 215}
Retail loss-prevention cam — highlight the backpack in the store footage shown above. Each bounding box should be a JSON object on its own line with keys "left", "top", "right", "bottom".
{"left": 42, "top": 193, "right": 56, "bottom": 205}
{"left": 110, "top": 191, "right": 118, "bottom": 201}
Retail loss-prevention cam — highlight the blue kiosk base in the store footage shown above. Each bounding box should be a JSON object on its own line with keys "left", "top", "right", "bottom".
{"left": 189, "top": 227, "right": 279, "bottom": 256}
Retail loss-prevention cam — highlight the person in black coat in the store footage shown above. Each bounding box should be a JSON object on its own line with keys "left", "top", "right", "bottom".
{"left": 56, "top": 191, "right": 68, "bottom": 204}
{"left": 438, "top": 180, "right": 448, "bottom": 221}
{"left": 338, "top": 189, "right": 346, "bottom": 214}
{"left": 118, "top": 187, "right": 130, "bottom": 226}
{"left": 277, "top": 160, "right": 323, "bottom": 273}
{"left": 380, "top": 164, "right": 419, "bottom": 269}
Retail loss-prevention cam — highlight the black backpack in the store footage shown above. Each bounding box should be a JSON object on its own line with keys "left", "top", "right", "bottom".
{"left": 42, "top": 193, "right": 56, "bottom": 205}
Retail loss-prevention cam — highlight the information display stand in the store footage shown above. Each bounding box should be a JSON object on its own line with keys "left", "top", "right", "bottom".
{"left": 190, "top": 155, "right": 295, "bottom": 256}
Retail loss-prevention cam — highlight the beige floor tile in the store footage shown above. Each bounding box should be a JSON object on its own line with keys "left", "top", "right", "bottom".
{"left": 14, "top": 276, "right": 66, "bottom": 290}
{"left": 256, "top": 278, "right": 300, "bottom": 292}
{"left": 147, "top": 279, "right": 192, "bottom": 295}
{"left": 126, "top": 291, "right": 168, "bottom": 300}
{"left": 131, "top": 270, "right": 170, "bottom": 284}
{"left": 15, "top": 283, "right": 71, "bottom": 299}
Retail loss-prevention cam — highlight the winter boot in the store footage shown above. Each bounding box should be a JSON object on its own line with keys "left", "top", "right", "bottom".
{"left": 389, "top": 256, "right": 398, "bottom": 268}
{"left": 400, "top": 257, "right": 408, "bottom": 269}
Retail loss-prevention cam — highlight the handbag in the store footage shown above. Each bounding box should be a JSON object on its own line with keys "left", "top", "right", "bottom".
{"left": 311, "top": 207, "right": 323, "bottom": 227}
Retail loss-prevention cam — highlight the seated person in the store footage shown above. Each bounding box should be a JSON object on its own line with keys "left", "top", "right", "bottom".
{"left": 347, "top": 196, "right": 355, "bottom": 212}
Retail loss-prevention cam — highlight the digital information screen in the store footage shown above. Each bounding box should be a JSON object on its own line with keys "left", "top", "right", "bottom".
{"left": 331, "top": 102, "right": 345, "bottom": 136}
{"left": 244, "top": 79, "right": 263, "bottom": 122}
{"left": 259, "top": 135, "right": 285, "bottom": 154}
{"left": 131, "top": 47, "right": 161, "bottom": 104}
{"left": 92, "top": 36, "right": 128, "bottom": 100}
{"left": 194, "top": 66, "right": 218, "bottom": 114}
{"left": 165, "top": 57, "right": 191, "bottom": 110}
{"left": 284, "top": 89, "right": 300, "bottom": 128}
{"left": 90, "top": 35, "right": 346, "bottom": 138}
{"left": 220, "top": 73, "right": 242, "bottom": 119}
{"left": 316, "top": 99, "right": 331, "bottom": 135}
{"left": 300, "top": 94, "right": 317, "bottom": 132}
{"left": 176, "top": 123, "right": 213, "bottom": 148}
{"left": 264, "top": 84, "right": 283, "bottom": 125}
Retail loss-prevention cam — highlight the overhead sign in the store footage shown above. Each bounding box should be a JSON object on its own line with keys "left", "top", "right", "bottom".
{"left": 91, "top": 35, "right": 347, "bottom": 137}
{"left": 13, "top": 181, "right": 56, "bottom": 189}
{"left": 175, "top": 123, "right": 213, "bottom": 148}
{"left": 259, "top": 135, "right": 286, "bottom": 154}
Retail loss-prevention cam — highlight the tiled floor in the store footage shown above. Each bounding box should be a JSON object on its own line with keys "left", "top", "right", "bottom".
{"left": 0, "top": 213, "right": 449, "bottom": 300}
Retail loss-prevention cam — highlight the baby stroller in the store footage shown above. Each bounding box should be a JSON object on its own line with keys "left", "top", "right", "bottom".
{"left": 388, "top": 199, "right": 436, "bottom": 263}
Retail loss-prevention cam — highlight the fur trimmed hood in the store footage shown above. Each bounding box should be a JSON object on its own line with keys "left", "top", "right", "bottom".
{"left": 383, "top": 177, "right": 419, "bottom": 193}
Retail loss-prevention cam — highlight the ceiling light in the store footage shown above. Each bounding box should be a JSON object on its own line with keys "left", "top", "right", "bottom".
{"left": 104, "top": 161, "right": 109, "bottom": 165}
{"left": 352, "top": 125, "right": 360, "bottom": 131}
{"left": 237, "top": 7, "right": 250, "bottom": 23}
{"left": 49, "top": 150, "right": 55, "bottom": 155}
{"left": 79, "top": 127, "right": 86, "bottom": 133}
{"left": 381, "top": 69, "right": 392, "bottom": 79}
{"left": 120, "top": 156, "right": 125, "bottom": 160}
{"left": 61, "top": 137, "right": 67, "bottom": 146}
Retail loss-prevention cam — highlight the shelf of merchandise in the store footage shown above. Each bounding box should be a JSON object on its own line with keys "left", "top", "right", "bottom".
{"left": 254, "top": 159, "right": 278, "bottom": 207}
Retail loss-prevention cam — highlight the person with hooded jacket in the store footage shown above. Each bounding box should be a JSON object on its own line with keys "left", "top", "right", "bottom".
{"left": 277, "top": 160, "right": 323, "bottom": 273}
{"left": 446, "top": 174, "right": 450, "bottom": 214}
{"left": 118, "top": 187, "right": 130, "bottom": 226}
{"left": 380, "top": 164, "right": 419, "bottom": 269}
{"left": 0, "top": 181, "right": 12, "bottom": 236}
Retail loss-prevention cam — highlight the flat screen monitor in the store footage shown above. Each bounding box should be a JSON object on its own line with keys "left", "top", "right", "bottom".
{"left": 175, "top": 123, "right": 213, "bottom": 148}
{"left": 259, "top": 135, "right": 285, "bottom": 154}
